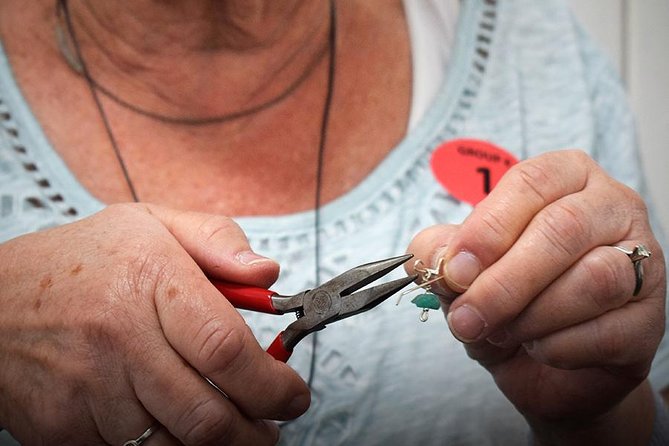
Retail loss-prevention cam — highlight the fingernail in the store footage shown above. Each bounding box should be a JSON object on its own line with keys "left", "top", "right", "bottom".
{"left": 444, "top": 251, "right": 481, "bottom": 291}
{"left": 262, "top": 420, "right": 280, "bottom": 443}
{"left": 235, "top": 250, "right": 276, "bottom": 266}
{"left": 447, "top": 305, "right": 487, "bottom": 342}
{"left": 487, "top": 329, "right": 510, "bottom": 347}
{"left": 428, "top": 247, "right": 459, "bottom": 298}
{"left": 286, "top": 392, "right": 311, "bottom": 418}
{"left": 522, "top": 340, "right": 546, "bottom": 362}
{"left": 522, "top": 341, "right": 535, "bottom": 352}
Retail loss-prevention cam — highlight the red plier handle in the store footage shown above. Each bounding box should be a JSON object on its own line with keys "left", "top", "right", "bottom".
{"left": 211, "top": 281, "right": 293, "bottom": 362}
{"left": 212, "top": 281, "right": 281, "bottom": 314}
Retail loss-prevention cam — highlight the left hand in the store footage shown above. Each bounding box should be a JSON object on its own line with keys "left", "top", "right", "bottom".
{"left": 407, "top": 150, "right": 666, "bottom": 431}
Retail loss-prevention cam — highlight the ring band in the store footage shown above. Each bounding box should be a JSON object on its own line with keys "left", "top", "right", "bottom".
{"left": 613, "top": 244, "right": 651, "bottom": 296}
{"left": 122, "top": 424, "right": 160, "bottom": 446}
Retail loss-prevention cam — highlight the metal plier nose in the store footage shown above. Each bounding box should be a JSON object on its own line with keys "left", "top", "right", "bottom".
{"left": 212, "top": 254, "right": 416, "bottom": 362}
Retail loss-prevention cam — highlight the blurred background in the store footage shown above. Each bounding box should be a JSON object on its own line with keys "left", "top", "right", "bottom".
{"left": 569, "top": 0, "right": 669, "bottom": 237}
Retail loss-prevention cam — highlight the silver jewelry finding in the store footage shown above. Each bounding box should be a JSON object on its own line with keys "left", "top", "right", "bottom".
{"left": 613, "top": 244, "right": 651, "bottom": 296}
{"left": 122, "top": 424, "right": 160, "bottom": 446}
{"left": 396, "top": 259, "right": 445, "bottom": 322}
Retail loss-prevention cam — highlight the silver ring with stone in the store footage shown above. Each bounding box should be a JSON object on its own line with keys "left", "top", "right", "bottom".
{"left": 613, "top": 244, "right": 651, "bottom": 296}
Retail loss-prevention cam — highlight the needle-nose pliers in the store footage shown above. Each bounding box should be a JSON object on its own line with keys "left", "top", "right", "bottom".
{"left": 211, "top": 254, "right": 416, "bottom": 362}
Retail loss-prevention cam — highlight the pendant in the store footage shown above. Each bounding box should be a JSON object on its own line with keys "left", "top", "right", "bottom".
{"left": 397, "top": 259, "right": 444, "bottom": 322}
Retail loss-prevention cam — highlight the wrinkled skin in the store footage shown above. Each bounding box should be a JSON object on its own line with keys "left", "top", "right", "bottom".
{"left": 0, "top": 203, "right": 310, "bottom": 445}
{"left": 408, "top": 150, "right": 667, "bottom": 445}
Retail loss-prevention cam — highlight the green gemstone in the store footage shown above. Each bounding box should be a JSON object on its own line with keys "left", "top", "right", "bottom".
{"left": 411, "top": 293, "right": 441, "bottom": 310}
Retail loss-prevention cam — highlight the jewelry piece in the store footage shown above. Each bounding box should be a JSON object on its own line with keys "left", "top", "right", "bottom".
{"left": 397, "top": 259, "right": 445, "bottom": 322}
{"left": 122, "top": 424, "right": 160, "bottom": 446}
{"left": 613, "top": 244, "right": 651, "bottom": 296}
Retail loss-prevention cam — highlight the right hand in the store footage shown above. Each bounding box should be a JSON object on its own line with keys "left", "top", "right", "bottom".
{"left": 0, "top": 203, "right": 310, "bottom": 445}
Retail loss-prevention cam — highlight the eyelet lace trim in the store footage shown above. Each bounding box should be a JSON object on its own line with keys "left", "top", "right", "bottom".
{"left": 0, "top": 98, "right": 78, "bottom": 218}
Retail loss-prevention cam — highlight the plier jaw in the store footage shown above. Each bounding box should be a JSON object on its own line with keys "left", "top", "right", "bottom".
{"left": 212, "top": 254, "right": 416, "bottom": 362}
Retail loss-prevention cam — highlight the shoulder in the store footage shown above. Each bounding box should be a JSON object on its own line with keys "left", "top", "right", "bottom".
{"left": 491, "top": 0, "right": 597, "bottom": 80}
{"left": 459, "top": 0, "right": 625, "bottom": 156}
{"left": 489, "top": 0, "right": 620, "bottom": 99}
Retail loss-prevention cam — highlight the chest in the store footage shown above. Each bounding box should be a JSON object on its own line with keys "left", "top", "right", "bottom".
{"left": 1, "top": 0, "right": 412, "bottom": 216}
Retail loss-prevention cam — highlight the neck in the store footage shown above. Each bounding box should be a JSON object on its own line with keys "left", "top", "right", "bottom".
{"left": 70, "top": 0, "right": 318, "bottom": 52}
{"left": 58, "top": 0, "right": 331, "bottom": 120}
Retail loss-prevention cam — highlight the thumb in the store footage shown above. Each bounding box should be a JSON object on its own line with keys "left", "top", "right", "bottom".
{"left": 145, "top": 204, "right": 279, "bottom": 288}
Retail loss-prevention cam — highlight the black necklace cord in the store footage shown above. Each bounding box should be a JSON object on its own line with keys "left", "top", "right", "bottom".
{"left": 309, "top": 0, "right": 337, "bottom": 392}
{"left": 56, "top": 0, "right": 330, "bottom": 127}
{"left": 57, "top": 0, "right": 139, "bottom": 201}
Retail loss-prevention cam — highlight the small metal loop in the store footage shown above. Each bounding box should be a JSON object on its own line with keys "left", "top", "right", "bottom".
{"left": 419, "top": 308, "right": 430, "bottom": 322}
{"left": 413, "top": 258, "right": 444, "bottom": 285}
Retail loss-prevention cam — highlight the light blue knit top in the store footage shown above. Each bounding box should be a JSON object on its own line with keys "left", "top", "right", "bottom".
{"left": 0, "top": 1, "right": 667, "bottom": 445}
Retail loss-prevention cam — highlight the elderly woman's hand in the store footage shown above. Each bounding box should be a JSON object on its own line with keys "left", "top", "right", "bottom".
{"left": 407, "top": 150, "right": 666, "bottom": 444}
{"left": 0, "top": 203, "right": 309, "bottom": 445}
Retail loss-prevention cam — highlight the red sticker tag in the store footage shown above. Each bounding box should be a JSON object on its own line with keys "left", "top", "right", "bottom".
{"left": 430, "top": 138, "right": 518, "bottom": 206}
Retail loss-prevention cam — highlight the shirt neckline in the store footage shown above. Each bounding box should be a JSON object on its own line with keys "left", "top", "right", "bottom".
{"left": 0, "top": 0, "right": 494, "bottom": 239}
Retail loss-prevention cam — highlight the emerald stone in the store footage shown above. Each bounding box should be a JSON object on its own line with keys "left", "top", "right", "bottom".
{"left": 411, "top": 293, "right": 441, "bottom": 310}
